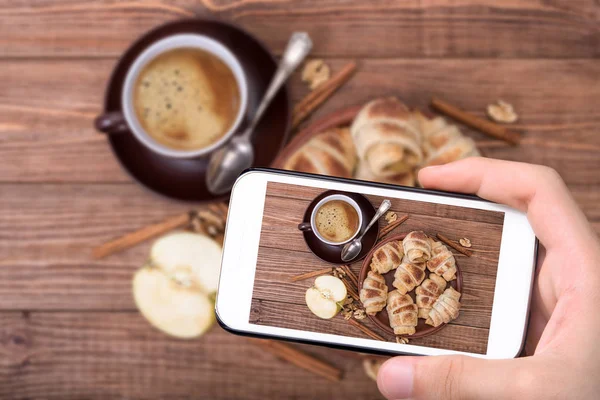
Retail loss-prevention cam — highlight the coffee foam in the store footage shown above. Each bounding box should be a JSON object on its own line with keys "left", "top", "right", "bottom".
{"left": 133, "top": 48, "right": 240, "bottom": 151}
{"left": 315, "top": 200, "right": 359, "bottom": 243}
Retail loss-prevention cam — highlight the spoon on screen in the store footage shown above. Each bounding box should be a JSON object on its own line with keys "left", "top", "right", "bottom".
{"left": 341, "top": 199, "right": 392, "bottom": 262}
{"left": 206, "top": 32, "right": 313, "bottom": 195}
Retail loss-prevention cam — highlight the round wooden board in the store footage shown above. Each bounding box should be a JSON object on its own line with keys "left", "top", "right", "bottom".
{"left": 271, "top": 105, "right": 362, "bottom": 169}
{"left": 358, "top": 233, "right": 463, "bottom": 339}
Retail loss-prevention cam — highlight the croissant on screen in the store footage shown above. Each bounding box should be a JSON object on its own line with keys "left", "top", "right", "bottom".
{"left": 360, "top": 270, "right": 389, "bottom": 315}
{"left": 392, "top": 258, "right": 426, "bottom": 294}
{"left": 370, "top": 240, "right": 404, "bottom": 274}
{"left": 416, "top": 273, "right": 447, "bottom": 319}
{"left": 402, "top": 231, "right": 432, "bottom": 263}
{"left": 427, "top": 241, "right": 458, "bottom": 281}
{"left": 426, "top": 286, "right": 462, "bottom": 327}
{"left": 387, "top": 290, "right": 418, "bottom": 336}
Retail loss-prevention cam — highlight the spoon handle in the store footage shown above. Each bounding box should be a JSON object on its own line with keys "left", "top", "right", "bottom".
{"left": 244, "top": 32, "right": 313, "bottom": 139}
{"left": 358, "top": 200, "right": 391, "bottom": 240}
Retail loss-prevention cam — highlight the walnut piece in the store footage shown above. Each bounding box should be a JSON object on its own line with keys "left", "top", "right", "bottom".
{"left": 301, "top": 59, "right": 331, "bottom": 90}
{"left": 353, "top": 309, "right": 366, "bottom": 320}
{"left": 459, "top": 238, "right": 472, "bottom": 248}
{"left": 385, "top": 211, "right": 398, "bottom": 223}
{"left": 487, "top": 100, "right": 518, "bottom": 123}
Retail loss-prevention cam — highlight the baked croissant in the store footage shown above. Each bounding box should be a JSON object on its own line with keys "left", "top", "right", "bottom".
{"left": 416, "top": 274, "right": 447, "bottom": 319}
{"left": 283, "top": 127, "right": 357, "bottom": 178}
{"left": 427, "top": 241, "right": 458, "bottom": 281}
{"left": 355, "top": 160, "right": 415, "bottom": 187}
{"left": 403, "top": 231, "right": 432, "bottom": 263}
{"left": 370, "top": 240, "right": 403, "bottom": 274}
{"left": 412, "top": 112, "right": 462, "bottom": 157}
{"left": 360, "top": 270, "right": 389, "bottom": 315}
{"left": 421, "top": 136, "right": 480, "bottom": 168}
{"left": 351, "top": 97, "right": 423, "bottom": 177}
{"left": 426, "top": 287, "right": 461, "bottom": 327}
{"left": 387, "top": 290, "right": 418, "bottom": 336}
{"left": 392, "top": 258, "right": 426, "bottom": 294}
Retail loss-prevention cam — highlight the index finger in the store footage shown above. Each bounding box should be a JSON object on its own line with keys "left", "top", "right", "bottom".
{"left": 418, "top": 157, "right": 595, "bottom": 250}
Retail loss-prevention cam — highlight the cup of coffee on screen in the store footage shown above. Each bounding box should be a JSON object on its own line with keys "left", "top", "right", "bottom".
{"left": 298, "top": 194, "right": 363, "bottom": 245}
{"left": 95, "top": 34, "right": 248, "bottom": 158}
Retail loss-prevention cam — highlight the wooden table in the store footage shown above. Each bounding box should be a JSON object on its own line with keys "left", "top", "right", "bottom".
{"left": 0, "top": 1, "right": 598, "bottom": 398}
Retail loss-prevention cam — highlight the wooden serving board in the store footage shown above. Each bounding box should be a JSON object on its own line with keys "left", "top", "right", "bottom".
{"left": 271, "top": 105, "right": 362, "bottom": 168}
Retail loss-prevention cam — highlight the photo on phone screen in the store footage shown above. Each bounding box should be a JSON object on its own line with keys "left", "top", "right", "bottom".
{"left": 249, "top": 181, "right": 505, "bottom": 355}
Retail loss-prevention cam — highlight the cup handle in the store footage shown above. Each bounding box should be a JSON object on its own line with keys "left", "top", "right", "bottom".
{"left": 298, "top": 222, "right": 312, "bottom": 232}
{"left": 94, "top": 111, "right": 129, "bottom": 135}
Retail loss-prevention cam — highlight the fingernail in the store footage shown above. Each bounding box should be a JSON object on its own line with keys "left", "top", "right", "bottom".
{"left": 377, "top": 358, "right": 414, "bottom": 400}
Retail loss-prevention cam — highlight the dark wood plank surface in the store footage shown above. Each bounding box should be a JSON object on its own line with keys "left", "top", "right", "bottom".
{"left": 251, "top": 182, "right": 504, "bottom": 354}
{"left": 0, "top": 59, "right": 598, "bottom": 184}
{"left": 0, "top": 1, "right": 597, "bottom": 58}
{"left": 1, "top": 0, "right": 599, "bottom": 397}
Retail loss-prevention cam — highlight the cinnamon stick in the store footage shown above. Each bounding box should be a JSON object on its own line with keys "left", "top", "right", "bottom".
{"left": 248, "top": 338, "right": 343, "bottom": 382}
{"left": 436, "top": 233, "right": 473, "bottom": 257}
{"left": 347, "top": 319, "right": 386, "bottom": 341}
{"left": 379, "top": 214, "right": 409, "bottom": 239}
{"left": 290, "top": 267, "right": 333, "bottom": 282}
{"left": 92, "top": 213, "right": 190, "bottom": 259}
{"left": 431, "top": 97, "right": 521, "bottom": 145}
{"left": 343, "top": 278, "right": 360, "bottom": 301}
{"left": 340, "top": 265, "right": 359, "bottom": 289}
{"left": 292, "top": 61, "right": 357, "bottom": 128}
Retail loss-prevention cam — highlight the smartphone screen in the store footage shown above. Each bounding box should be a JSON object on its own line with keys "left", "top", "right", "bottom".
{"left": 218, "top": 170, "right": 536, "bottom": 358}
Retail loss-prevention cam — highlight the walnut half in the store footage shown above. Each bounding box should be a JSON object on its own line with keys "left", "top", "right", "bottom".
{"left": 301, "top": 59, "right": 331, "bottom": 90}
{"left": 487, "top": 100, "right": 518, "bottom": 123}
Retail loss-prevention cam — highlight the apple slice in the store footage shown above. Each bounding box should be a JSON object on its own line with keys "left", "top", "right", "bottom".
{"left": 305, "top": 275, "right": 348, "bottom": 319}
{"left": 133, "top": 267, "right": 215, "bottom": 339}
{"left": 150, "top": 231, "right": 222, "bottom": 294}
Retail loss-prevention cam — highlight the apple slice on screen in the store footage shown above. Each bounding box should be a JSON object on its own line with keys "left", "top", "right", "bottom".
{"left": 305, "top": 275, "right": 348, "bottom": 319}
{"left": 133, "top": 267, "right": 215, "bottom": 339}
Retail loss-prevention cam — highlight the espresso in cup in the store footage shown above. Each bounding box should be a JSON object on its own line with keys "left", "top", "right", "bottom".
{"left": 314, "top": 200, "right": 360, "bottom": 243}
{"left": 95, "top": 34, "right": 248, "bottom": 159}
{"left": 133, "top": 48, "right": 240, "bottom": 151}
{"left": 298, "top": 194, "right": 363, "bottom": 246}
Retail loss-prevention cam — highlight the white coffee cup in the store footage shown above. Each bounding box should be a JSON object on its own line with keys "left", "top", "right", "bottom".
{"left": 97, "top": 34, "right": 248, "bottom": 159}
{"left": 298, "top": 194, "right": 364, "bottom": 246}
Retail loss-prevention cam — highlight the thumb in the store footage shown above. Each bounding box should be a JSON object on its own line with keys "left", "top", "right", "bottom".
{"left": 377, "top": 355, "right": 529, "bottom": 400}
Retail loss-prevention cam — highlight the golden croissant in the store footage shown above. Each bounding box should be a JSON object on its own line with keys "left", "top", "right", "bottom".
{"left": 426, "top": 287, "right": 461, "bottom": 327}
{"left": 351, "top": 97, "right": 423, "bottom": 177}
{"left": 360, "top": 270, "right": 388, "bottom": 315}
{"left": 402, "top": 231, "right": 432, "bottom": 263}
{"left": 370, "top": 240, "right": 403, "bottom": 274}
{"left": 427, "top": 241, "right": 457, "bottom": 281}
{"left": 283, "top": 127, "right": 357, "bottom": 178}
{"left": 416, "top": 274, "right": 447, "bottom": 319}
{"left": 393, "top": 258, "right": 426, "bottom": 294}
{"left": 387, "top": 290, "right": 418, "bottom": 336}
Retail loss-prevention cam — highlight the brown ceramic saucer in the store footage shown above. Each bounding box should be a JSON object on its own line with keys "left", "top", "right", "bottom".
{"left": 300, "top": 190, "right": 379, "bottom": 264}
{"left": 100, "top": 18, "right": 291, "bottom": 202}
{"left": 358, "top": 233, "right": 463, "bottom": 338}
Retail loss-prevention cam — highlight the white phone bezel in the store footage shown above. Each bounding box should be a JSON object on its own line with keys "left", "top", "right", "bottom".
{"left": 216, "top": 170, "right": 537, "bottom": 359}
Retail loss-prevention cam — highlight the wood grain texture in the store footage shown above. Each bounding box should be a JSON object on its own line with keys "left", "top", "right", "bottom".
{"left": 0, "top": 183, "right": 597, "bottom": 312}
{"left": 0, "top": 1, "right": 597, "bottom": 58}
{"left": 1, "top": 59, "right": 599, "bottom": 184}
{"left": 251, "top": 182, "right": 504, "bottom": 354}
{"left": 1, "top": 0, "right": 599, "bottom": 397}
{"left": 0, "top": 312, "right": 382, "bottom": 399}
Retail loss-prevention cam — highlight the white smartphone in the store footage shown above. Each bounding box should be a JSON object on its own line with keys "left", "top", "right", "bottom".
{"left": 216, "top": 168, "right": 537, "bottom": 359}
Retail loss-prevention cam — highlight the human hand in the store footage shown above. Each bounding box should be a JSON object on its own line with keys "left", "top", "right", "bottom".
{"left": 377, "top": 157, "right": 600, "bottom": 400}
